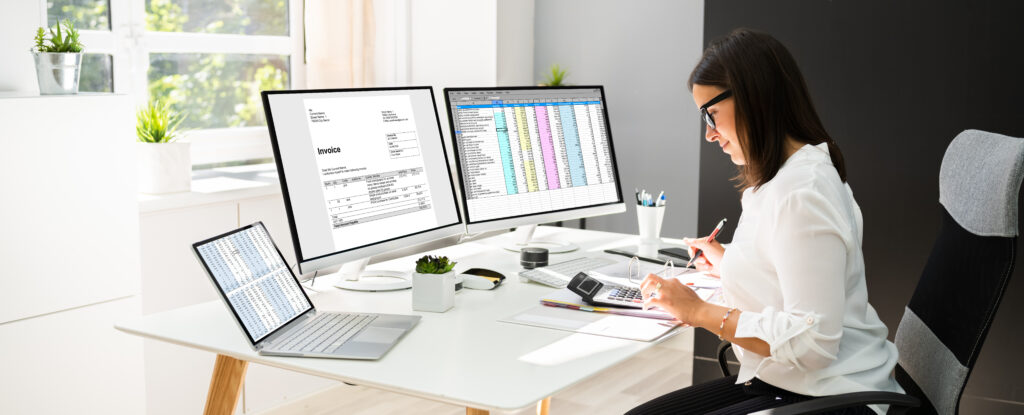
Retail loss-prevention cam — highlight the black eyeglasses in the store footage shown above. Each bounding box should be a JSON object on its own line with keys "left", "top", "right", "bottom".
{"left": 699, "top": 90, "right": 732, "bottom": 130}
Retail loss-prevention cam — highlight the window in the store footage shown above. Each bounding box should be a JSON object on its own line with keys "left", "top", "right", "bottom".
{"left": 43, "top": 0, "right": 305, "bottom": 166}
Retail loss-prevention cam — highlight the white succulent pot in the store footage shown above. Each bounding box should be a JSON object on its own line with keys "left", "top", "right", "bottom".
{"left": 412, "top": 271, "right": 455, "bottom": 313}
{"left": 137, "top": 141, "right": 191, "bottom": 194}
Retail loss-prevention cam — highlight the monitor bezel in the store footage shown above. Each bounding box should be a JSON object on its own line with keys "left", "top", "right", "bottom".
{"left": 191, "top": 221, "right": 315, "bottom": 346}
{"left": 443, "top": 86, "right": 626, "bottom": 232}
{"left": 261, "top": 87, "right": 465, "bottom": 275}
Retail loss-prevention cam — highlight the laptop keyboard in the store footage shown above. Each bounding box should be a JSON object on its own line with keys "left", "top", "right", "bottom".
{"left": 276, "top": 313, "right": 378, "bottom": 353}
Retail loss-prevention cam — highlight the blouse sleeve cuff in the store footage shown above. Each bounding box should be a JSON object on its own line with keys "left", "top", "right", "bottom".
{"left": 735, "top": 309, "right": 766, "bottom": 341}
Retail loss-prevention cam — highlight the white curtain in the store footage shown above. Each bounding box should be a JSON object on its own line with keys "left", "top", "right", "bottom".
{"left": 305, "top": 0, "right": 376, "bottom": 88}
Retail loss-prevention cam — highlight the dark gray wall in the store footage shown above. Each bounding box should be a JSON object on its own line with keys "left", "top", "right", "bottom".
{"left": 696, "top": 0, "right": 1024, "bottom": 412}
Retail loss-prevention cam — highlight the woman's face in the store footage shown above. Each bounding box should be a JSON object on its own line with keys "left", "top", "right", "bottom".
{"left": 693, "top": 84, "right": 744, "bottom": 165}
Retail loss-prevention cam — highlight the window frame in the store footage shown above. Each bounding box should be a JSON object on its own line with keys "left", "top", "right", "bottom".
{"left": 42, "top": 0, "right": 306, "bottom": 166}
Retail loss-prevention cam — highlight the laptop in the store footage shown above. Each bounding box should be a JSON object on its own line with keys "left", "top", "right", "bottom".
{"left": 192, "top": 222, "right": 420, "bottom": 360}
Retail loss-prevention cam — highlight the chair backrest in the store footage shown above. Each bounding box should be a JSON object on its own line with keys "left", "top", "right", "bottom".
{"left": 894, "top": 129, "right": 1024, "bottom": 414}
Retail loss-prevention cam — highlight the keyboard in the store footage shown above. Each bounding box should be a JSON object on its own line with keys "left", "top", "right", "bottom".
{"left": 274, "top": 313, "right": 377, "bottom": 354}
{"left": 518, "top": 256, "right": 617, "bottom": 288}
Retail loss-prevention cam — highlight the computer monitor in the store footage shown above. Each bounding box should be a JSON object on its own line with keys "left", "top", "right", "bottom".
{"left": 444, "top": 86, "right": 625, "bottom": 252}
{"left": 262, "top": 87, "right": 464, "bottom": 291}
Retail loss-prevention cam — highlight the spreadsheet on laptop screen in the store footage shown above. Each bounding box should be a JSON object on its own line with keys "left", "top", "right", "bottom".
{"left": 447, "top": 88, "right": 620, "bottom": 222}
{"left": 195, "top": 224, "right": 312, "bottom": 342}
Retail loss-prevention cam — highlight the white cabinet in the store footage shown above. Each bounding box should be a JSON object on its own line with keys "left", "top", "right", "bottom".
{"left": 0, "top": 297, "right": 145, "bottom": 414}
{"left": 0, "top": 94, "right": 143, "bottom": 414}
{"left": 139, "top": 185, "right": 337, "bottom": 415}
{"left": 0, "top": 94, "right": 139, "bottom": 323}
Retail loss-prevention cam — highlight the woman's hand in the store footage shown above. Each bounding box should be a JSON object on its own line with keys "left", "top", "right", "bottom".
{"left": 641, "top": 273, "right": 706, "bottom": 324}
{"left": 683, "top": 236, "right": 725, "bottom": 277}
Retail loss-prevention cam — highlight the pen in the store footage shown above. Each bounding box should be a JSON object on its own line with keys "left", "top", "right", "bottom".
{"left": 686, "top": 218, "right": 728, "bottom": 268}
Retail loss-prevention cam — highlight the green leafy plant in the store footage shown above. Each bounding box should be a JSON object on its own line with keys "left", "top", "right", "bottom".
{"left": 541, "top": 64, "right": 567, "bottom": 86}
{"left": 414, "top": 255, "right": 456, "bottom": 275}
{"left": 33, "top": 19, "right": 84, "bottom": 53}
{"left": 136, "top": 100, "right": 187, "bottom": 143}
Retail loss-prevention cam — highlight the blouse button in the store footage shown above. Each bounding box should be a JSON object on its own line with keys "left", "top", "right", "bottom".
{"left": 806, "top": 316, "right": 815, "bottom": 325}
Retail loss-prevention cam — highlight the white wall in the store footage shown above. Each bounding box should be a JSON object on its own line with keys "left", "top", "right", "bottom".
{"left": 409, "top": 0, "right": 499, "bottom": 88}
{"left": 0, "top": 1, "right": 42, "bottom": 93}
{"left": 533, "top": 0, "right": 704, "bottom": 239}
{"left": 497, "top": 0, "right": 535, "bottom": 86}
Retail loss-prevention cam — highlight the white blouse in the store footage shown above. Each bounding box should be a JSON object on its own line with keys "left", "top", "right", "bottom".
{"left": 720, "top": 143, "right": 903, "bottom": 414}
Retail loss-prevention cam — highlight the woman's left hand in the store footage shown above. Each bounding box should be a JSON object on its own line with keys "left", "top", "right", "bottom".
{"left": 641, "top": 273, "right": 706, "bottom": 324}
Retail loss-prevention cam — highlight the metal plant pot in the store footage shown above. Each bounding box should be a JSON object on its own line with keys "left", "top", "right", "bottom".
{"left": 33, "top": 52, "right": 82, "bottom": 95}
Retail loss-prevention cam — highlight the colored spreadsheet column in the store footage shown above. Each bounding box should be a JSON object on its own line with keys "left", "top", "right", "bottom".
{"left": 493, "top": 110, "right": 518, "bottom": 195}
{"left": 535, "top": 105, "right": 560, "bottom": 190}
{"left": 514, "top": 106, "right": 539, "bottom": 192}
{"left": 558, "top": 104, "right": 587, "bottom": 187}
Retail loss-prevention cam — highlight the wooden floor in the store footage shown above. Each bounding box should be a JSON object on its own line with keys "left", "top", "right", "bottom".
{"left": 253, "top": 331, "right": 694, "bottom": 415}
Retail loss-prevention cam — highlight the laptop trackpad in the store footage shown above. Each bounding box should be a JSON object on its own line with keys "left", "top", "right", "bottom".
{"left": 354, "top": 326, "right": 404, "bottom": 344}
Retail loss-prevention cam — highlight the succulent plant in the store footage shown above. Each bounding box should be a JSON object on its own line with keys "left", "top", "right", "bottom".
{"left": 136, "top": 99, "right": 187, "bottom": 143}
{"left": 34, "top": 19, "right": 84, "bottom": 53}
{"left": 414, "top": 255, "right": 456, "bottom": 275}
{"left": 542, "top": 64, "right": 567, "bottom": 87}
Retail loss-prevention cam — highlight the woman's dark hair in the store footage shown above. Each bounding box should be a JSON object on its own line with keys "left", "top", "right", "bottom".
{"left": 688, "top": 28, "right": 846, "bottom": 190}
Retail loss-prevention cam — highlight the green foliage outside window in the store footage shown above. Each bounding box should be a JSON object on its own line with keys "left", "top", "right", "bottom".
{"left": 145, "top": 0, "right": 290, "bottom": 129}
{"left": 47, "top": 0, "right": 110, "bottom": 31}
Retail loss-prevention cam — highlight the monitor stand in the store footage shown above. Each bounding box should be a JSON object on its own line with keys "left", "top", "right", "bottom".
{"left": 502, "top": 224, "right": 578, "bottom": 254}
{"left": 332, "top": 257, "right": 412, "bottom": 291}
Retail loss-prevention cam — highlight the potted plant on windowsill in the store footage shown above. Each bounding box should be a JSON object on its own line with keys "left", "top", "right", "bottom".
{"left": 136, "top": 100, "right": 191, "bottom": 194}
{"left": 412, "top": 255, "right": 457, "bottom": 313}
{"left": 32, "top": 19, "right": 84, "bottom": 95}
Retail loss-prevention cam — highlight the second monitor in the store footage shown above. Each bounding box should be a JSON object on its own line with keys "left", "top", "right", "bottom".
{"left": 445, "top": 86, "right": 625, "bottom": 252}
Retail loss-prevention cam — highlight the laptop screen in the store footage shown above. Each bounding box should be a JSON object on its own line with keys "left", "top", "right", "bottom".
{"left": 193, "top": 222, "right": 313, "bottom": 344}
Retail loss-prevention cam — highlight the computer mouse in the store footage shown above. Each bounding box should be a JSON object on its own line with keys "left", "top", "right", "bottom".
{"left": 457, "top": 268, "right": 506, "bottom": 290}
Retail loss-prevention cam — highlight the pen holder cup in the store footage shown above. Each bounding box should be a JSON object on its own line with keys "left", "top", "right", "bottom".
{"left": 637, "top": 205, "right": 666, "bottom": 245}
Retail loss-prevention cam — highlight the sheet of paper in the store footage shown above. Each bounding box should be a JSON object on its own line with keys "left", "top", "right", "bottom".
{"left": 541, "top": 289, "right": 675, "bottom": 320}
{"left": 500, "top": 305, "right": 681, "bottom": 342}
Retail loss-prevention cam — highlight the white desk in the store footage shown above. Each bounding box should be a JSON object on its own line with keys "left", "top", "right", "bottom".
{"left": 115, "top": 226, "right": 694, "bottom": 414}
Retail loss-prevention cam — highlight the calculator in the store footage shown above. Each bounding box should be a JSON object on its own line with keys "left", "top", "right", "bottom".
{"left": 567, "top": 272, "right": 644, "bottom": 309}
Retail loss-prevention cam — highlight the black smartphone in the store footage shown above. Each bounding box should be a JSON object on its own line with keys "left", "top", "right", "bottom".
{"left": 658, "top": 247, "right": 691, "bottom": 261}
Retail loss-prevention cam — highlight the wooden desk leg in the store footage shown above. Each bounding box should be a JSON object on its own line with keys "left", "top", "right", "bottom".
{"left": 466, "top": 396, "right": 549, "bottom": 415}
{"left": 537, "top": 397, "right": 551, "bottom": 415}
{"left": 204, "top": 354, "right": 249, "bottom": 415}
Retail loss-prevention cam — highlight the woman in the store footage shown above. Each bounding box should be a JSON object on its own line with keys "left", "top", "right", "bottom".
{"left": 627, "top": 29, "right": 903, "bottom": 415}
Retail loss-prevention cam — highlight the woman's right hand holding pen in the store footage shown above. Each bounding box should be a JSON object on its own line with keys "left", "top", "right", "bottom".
{"left": 683, "top": 237, "right": 725, "bottom": 277}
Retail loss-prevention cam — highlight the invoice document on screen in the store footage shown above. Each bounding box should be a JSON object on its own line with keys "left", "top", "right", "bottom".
{"left": 303, "top": 95, "right": 440, "bottom": 250}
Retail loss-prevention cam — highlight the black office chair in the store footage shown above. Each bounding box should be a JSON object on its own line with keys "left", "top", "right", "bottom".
{"left": 716, "top": 129, "right": 1024, "bottom": 414}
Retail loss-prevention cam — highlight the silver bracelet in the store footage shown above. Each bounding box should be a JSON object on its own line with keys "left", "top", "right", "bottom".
{"left": 719, "top": 308, "right": 737, "bottom": 340}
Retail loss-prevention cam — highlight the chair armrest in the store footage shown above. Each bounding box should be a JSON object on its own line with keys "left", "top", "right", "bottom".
{"left": 716, "top": 340, "right": 733, "bottom": 377}
{"left": 750, "top": 391, "right": 920, "bottom": 415}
